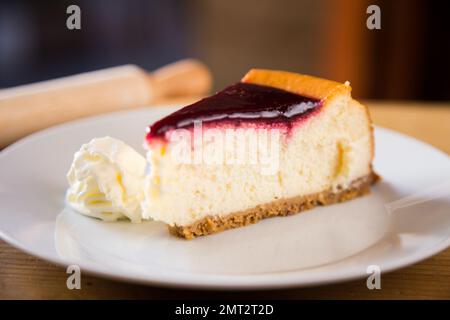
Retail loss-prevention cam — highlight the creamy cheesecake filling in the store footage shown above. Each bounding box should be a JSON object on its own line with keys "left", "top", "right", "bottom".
{"left": 142, "top": 94, "right": 372, "bottom": 227}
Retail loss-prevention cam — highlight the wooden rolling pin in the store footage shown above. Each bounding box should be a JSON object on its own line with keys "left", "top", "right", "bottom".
{"left": 0, "top": 59, "right": 212, "bottom": 147}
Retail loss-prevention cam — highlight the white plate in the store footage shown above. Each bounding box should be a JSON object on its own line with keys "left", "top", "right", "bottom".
{"left": 1, "top": 106, "right": 449, "bottom": 290}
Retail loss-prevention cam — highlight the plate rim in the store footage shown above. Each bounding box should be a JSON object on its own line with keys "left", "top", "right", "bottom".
{"left": 1, "top": 225, "right": 449, "bottom": 290}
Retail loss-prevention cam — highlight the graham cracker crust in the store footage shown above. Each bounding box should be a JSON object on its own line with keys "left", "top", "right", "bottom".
{"left": 169, "top": 172, "right": 378, "bottom": 239}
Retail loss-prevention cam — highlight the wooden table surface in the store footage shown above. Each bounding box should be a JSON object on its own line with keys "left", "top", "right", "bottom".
{"left": 1, "top": 101, "right": 449, "bottom": 299}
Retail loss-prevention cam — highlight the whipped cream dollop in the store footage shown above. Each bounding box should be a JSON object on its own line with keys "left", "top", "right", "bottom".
{"left": 66, "top": 137, "right": 147, "bottom": 222}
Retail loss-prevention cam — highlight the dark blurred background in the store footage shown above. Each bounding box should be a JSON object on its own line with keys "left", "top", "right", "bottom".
{"left": 0, "top": 0, "right": 449, "bottom": 100}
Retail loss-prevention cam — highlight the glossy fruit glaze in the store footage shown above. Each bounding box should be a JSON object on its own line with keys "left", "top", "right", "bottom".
{"left": 146, "top": 82, "right": 322, "bottom": 143}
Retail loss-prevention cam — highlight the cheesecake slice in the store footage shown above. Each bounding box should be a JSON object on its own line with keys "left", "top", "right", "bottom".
{"left": 142, "top": 69, "right": 376, "bottom": 239}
